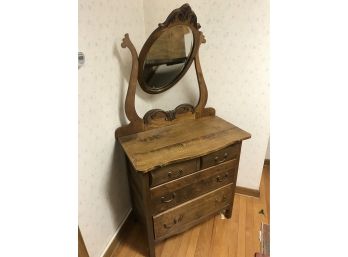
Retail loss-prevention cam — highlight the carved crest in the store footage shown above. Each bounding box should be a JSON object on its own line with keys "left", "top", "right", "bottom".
{"left": 143, "top": 104, "right": 194, "bottom": 124}
{"left": 159, "top": 3, "right": 201, "bottom": 29}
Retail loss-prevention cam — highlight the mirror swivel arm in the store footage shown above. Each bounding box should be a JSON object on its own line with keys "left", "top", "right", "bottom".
{"left": 121, "top": 34, "right": 142, "bottom": 123}
{"left": 194, "top": 32, "right": 208, "bottom": 116}
{"left": 115, "top": 34, "right": 144, "bottom": 138}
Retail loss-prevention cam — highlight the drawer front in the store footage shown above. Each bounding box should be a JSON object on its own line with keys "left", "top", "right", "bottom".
{"left": 150, "top": 158, "right": 199, "bottom": 187}
{"left": 153, "top": 184, "right": 234, "bottom": 240}
{"left": 150, "top": 159, "right": 237, "bottom": 214}
{"left": 201, "top": 143, "right": 241, "bottom": 169}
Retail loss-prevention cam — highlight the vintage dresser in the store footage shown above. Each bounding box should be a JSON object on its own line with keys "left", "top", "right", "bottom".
{"left": 115, "top": 4, "right": 251, "bottom": 257}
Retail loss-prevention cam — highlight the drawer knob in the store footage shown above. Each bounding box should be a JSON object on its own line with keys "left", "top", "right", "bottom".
{"left": 214, "top": 152, "right": 228, "bottom": 164}
{"left": 215, "top": 195, "right": 227, "bottom": 204}
{"left": 163, "top": 214, "right": 184, "bottom": 229}
{"left": 161, "top": 192, "right": 176, "bottom": 203}
{"left": 168, "top": 169, "right": 183, "bottom": 179}
{"left": 216, "top": 172, "right": 229, "bottom": 182}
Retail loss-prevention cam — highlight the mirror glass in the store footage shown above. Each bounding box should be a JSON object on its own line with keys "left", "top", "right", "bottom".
{"left": 142, "top": 25, "right": 194, "bottom": 92}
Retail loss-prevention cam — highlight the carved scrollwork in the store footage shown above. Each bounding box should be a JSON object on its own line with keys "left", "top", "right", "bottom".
{"left": 143, "top": 104, "right": 194, "bottom": 124}
{"left": 159, "top": 3, "right": 200, "bottom": 29}
{"left": 175, "top": 104, "right": 194, "bottom": 114}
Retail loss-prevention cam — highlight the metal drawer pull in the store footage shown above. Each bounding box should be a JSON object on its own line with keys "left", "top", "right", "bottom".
{"left": 163, "top": 214, "right": 184, "bottom": 229}
{"left": 215, "top": 195, "right": 227, "bottom": 204}
{"left": 214, "top": 152, "right": 228, "bottom": 164}
{"left": 168, "top": 169, "right": 183, "bottom": 179}
{"left": 216, "top": 172, "right": 229, "bottom": 182}
{"left": 161, "top": 192, "right": 176, "bottom": 203}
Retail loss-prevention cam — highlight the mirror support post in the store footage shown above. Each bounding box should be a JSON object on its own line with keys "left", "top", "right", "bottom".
{"left": 115, "top": 34, "right": 144, "bottom": 138}
{"left": 194, "top": 32, "right": 208, "bottom": 117}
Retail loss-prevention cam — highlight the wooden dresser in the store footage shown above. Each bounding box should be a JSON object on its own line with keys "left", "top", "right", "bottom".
{"left": 117, "top": 116, "right": 250, "bottom": 257}
{"left": 115, "top": 4, "right": 251, "bottom": 257}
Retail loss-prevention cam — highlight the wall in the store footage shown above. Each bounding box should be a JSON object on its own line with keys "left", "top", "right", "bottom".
{"left": 78, "top": 1, "right": 150, "bottom": 257}
{"left": 265, "top": 137, "right": 270, "bottom": 159}
{"left": 143, "top": 0, "right": 270, "bottom": 189}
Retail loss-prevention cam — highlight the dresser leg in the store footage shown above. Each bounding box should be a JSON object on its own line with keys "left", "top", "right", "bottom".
{"left": 224, "top": 205, "right": 233, "bottom": 219}
{"left": 147, "top": 238, "right": 156, "bottom": 257}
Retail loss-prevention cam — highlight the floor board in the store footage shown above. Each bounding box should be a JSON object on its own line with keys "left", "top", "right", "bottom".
{"left": 112, "top": 165, "right": 270, "bottom": 257}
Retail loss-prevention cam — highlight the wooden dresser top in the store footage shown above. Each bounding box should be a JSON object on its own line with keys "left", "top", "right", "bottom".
{"left": 118, "top": 116, "right": 251, "bottom": 173}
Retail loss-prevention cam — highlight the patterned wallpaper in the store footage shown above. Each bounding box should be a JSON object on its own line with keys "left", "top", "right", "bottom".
{"left": 78, "top": 1, "right": 150, "bottom": 257}
{"left": 79, "top": 0, "right": 269, "bottom": 256}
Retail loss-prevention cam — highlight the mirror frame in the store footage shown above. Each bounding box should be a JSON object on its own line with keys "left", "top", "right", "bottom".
{"left": 116, "top": 3, "right": 213, "bottom": 138}
{"left": 138, "top": 4, "right": 202, "bottom": 94}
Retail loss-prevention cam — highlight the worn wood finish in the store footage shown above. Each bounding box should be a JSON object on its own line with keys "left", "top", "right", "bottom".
{"left": 150, "top": 158, "right": 199, "bottom": 187}
{"left": 125, "top": 138, "right": 247, "bottom": 256}
{"left": 110, "top": 165, "right": 269, "bottom": 257}
{"left": 120, "top": 116, "right": 250, "bottom": 257}
{"left": 126, "top": 163, "right": 156, "bottom": 257}
{"left": 150, "top": 160, "right": 237, "bottom": 214}
{"left": 153, "top": 184, "right": 233, "bottom": 240}
{"left": 201, "top": 143, "right": 241, "bottom": 169}
{"left": 139, "top": 173, "right": 157, "bottom": 257}
{"left": 119, "top": 116, "right": 250, "bottom": 173}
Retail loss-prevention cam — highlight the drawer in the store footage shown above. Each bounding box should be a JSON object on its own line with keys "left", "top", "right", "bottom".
{"left": 201, "top": 143, "right": 241, "bottom": 169}
{"left": 150, "top": 159, "right": 237, "bottom": 214}
{"left": 150, "top": 158, "right": 199, "bottom": 187}
{"left": 153, "top": 183, "right": 234, "bottom": 240}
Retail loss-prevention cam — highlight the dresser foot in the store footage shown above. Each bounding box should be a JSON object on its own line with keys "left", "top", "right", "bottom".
{"left": 145, "top": 223, "right": 155, "bottom": 257}
{"left": 224, "top": 206, "right": 232, "bottom": 219}
{"left": 147, "top": 240, "right": 156, "bottom": 257}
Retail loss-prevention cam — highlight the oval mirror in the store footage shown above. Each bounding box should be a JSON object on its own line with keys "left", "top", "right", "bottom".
{"left": 139, "top": 25, "right": 194, "bottom": 94}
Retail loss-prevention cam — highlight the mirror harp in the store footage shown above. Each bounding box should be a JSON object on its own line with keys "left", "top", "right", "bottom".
{"left": 115, "top": 3, "right": 214, "bottom": 138}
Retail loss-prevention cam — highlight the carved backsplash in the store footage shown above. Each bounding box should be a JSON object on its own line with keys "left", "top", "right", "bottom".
{"left": 143, "top": 104, "right": 194, "bottom": 124}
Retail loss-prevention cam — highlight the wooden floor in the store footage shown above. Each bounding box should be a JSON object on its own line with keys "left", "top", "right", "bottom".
{"left": 112, "top": 165, "right": 270, "bottom": 257}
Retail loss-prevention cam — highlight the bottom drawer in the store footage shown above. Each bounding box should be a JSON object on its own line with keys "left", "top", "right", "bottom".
{"left": 153, "top": 184, "right": 234, "bottom": 240}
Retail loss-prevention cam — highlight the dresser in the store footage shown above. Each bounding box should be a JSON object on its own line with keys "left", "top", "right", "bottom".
{"left": 115, "top": 4, "right": 251, "bottom": 257}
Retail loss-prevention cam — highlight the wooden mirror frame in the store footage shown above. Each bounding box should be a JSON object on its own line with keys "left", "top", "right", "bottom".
{"left": 138, "top": 4, "right": 199, "bottom": 94}
{"left": 115, "top": 3, "right": 215, "bottom": 138}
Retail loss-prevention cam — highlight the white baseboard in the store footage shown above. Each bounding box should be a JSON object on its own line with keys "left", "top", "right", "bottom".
{"left": 99, "top": 208, "right": 132, "bottom": 257}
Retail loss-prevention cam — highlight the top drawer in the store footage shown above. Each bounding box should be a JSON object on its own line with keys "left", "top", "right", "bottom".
{"left": 201, "top": 143, "right": 241, "bottom": 169}
{"left": 150, "top": 158, "right": 199, "bottom": 187}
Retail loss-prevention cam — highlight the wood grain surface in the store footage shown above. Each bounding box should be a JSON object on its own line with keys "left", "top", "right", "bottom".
{"left": 150, "top": 160, "right": 237, "bottom": 214}
{"left": 119, "top": 116, "right": 251, "bottom": 173}
{"left": 150, "top": 158, "right": 199, "bottom": 187}
{"left": 153, "top": 184, "right": 233, "bottom": 240}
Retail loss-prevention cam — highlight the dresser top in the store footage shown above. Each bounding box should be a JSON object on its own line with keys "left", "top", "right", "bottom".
{"left": 118, "top": 116, "right": 251, "bottom": 173}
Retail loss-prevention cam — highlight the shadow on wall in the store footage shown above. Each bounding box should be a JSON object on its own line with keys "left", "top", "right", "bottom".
{"left": 106, "top": 141, "right": 131, "bottom": 229}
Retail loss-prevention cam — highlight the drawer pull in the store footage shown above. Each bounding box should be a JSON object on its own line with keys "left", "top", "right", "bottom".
{"left": 168, "top": 169, "right": 183, "bottom": 179}
{"left": 161, "top": 192, "right": 176, "bottom": 203}
{"left": 216, "top": 172, "right": 229, "bottom": 182}
{"left": 163, "top": 215, "right": 184, "bottom": 229}
{"left": 215, "top": 195, "right": 227, "bottom": 204}
{"left": 214, "top": 152, "right": 228, "bottom": 164}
